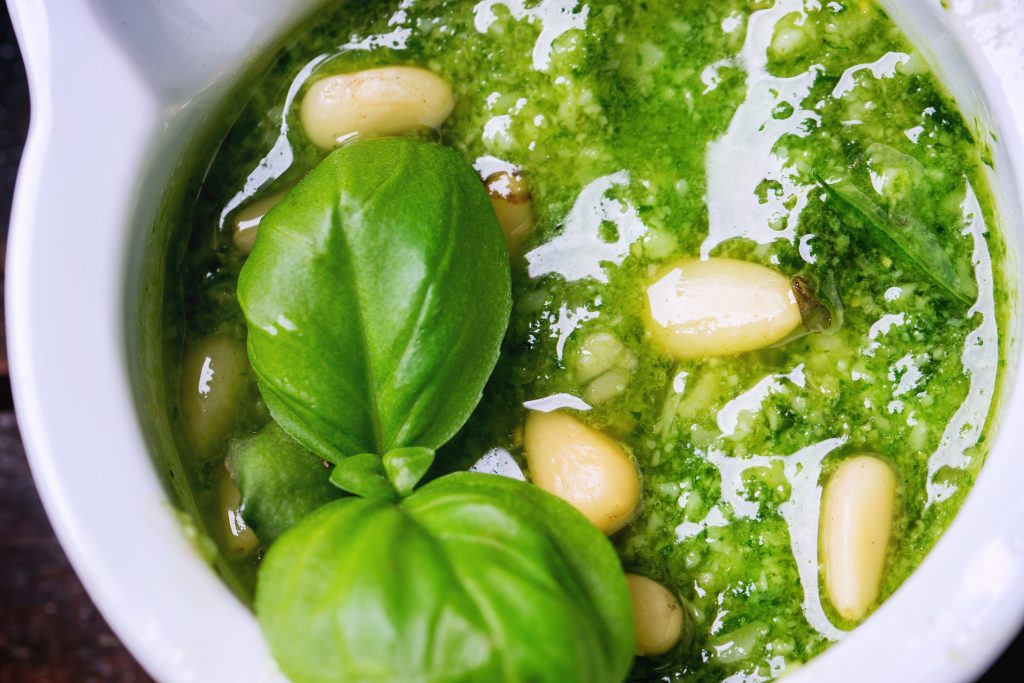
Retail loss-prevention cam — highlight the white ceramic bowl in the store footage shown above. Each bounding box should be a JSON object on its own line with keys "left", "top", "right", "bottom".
{"left": 6, "top": 1, "right": 1024, "bottom": 681}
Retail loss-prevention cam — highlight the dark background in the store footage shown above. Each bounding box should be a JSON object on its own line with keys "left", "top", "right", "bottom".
{"left": 0, "top": 4, "right": 1019, "bottom": 682}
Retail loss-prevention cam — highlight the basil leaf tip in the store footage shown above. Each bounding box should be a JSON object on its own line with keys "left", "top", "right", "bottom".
{"left": 382, "top": 446, "right": 435, "bottom": 496}
{"left": 329, "top": 452, "right": 397, "bottom": 501}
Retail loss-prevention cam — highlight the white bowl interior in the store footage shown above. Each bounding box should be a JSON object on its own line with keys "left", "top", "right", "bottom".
{"left": 7, "top": 1, "right": 318, "bottom": 680}
{"left": 6, "top": 1, "right": 1024, "bottom": 682}
{"left": 787, "top": 3, "right": 1024, "bottom": 679}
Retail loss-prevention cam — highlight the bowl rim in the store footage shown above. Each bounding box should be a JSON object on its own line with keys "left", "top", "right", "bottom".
{"left": 4, "top": 1, "right": 300, "bottom": 680}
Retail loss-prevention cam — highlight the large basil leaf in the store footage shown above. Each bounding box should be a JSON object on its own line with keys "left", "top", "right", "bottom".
{"left": 227, "top": 422, "right": 343, "bottom": 544}
{"left": 237, "top": 139, "right": 511, "bottom": 462}
{"left": 256, "top": 472, "right": 635, "bottom": 683}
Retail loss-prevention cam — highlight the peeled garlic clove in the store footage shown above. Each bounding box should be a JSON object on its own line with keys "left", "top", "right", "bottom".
{"left": 180, "top": 334, "right": 249, "bottom": 457}
{"left": 300, "top": 66, "right": 455, "bottom": 148}
{"left": 626, "top": 574, "right": 684, "bottom": 656}
{"left": 644, "top": 257, "right": 801, "bottom": 360}
{"left": 233, "top": 192, "right": 285, "bottom": 255}
{"left": 524, "top": 411, "right": 640, "bottom": 535}
{"left": 819, "top": 454, "right": 897, "bottom": 621}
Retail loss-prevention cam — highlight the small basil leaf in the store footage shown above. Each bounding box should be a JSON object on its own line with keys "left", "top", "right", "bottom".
{"left": 382, "top": 446, "right": 435, "bottom": 496}
{"left": 329, "top": 453, "right": 397, "bottom": 501}
{"left": 227, "top": 423, "right": 342, "bottom": 544}
{"left": 816, "top": 173, "right": 976, "bottom": 305}
{"left": 237, "top": 138, "right": 512, "bottom": 462}
{"left": 256, "top": 472, "right": 634, "bottom": 683}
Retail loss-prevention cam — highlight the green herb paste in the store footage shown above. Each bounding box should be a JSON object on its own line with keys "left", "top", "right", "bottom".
{"left": 161, "top": 1, "right": 1010, "bottom": 680}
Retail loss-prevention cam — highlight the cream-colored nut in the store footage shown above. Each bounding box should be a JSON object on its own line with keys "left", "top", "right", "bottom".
{"left": 576, "top": 331, "right": 627, "bottom": 383}
{"left": 180, "top": 335, "right": 248, "bottom": 457}
{"left": 218, "top": 471, "right": 259, "bottom": 555}
{"left": 524, "top": 411, "right": 640, "bottom": 534}
{"left": 644, "top": 258, "right": 801, "bottom": 360}
{"left": 626, "top": 574, "right": 684, "bottom": 656}
{"left": 769, "top": 12, "right": 815, "bottom": 60}
{"left": 232, "top": 191, "right": 285, "bottom": 254}
{"left": 819, "top": 454, "right": 897, "bottom": 621}
{"left": 485, "top": 171, "right": 533, "bottom": 257}
{"left": 584, "top": 368, "right": 631, "bottom": 405}
{"left": 300, "top": 66, "right": 455, "bottom": 148}
{"left": 709, "top": 622, "right": 768, "bottom": 663}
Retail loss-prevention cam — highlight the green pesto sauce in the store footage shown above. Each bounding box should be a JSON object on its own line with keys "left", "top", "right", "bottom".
{"left": 163, "top": 0, "right": 1010, "bottom": 680}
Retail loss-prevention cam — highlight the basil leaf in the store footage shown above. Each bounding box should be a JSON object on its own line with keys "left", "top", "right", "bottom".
{"left": 237, "top": 138, "right": 512, "bottom": 462}
{"left": 256, "top": 472, "right": 634, "bottom": 683}
{"left": 227, "top": 423, "right": 342, "bottom": 544}
{"left": 382, "top": 446, "right": 434, "bottom": 496}
{"left": 424, "top": 471, "right": 635, "bottom": 666}
{"left": 816, "top": 174, "right": 976, "bottom": 305}
{"left": 329, "top": 453, "right": 396, "bottom": 501}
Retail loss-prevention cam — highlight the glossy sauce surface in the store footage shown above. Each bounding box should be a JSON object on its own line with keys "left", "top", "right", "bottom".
{"left": 164, "top": 1, "right": 1009, "bottom": 680}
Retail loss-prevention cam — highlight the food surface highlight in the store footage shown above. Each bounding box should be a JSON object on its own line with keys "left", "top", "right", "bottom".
{"left": 158, "top": 0, "right": 1009, "bottom": 681}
